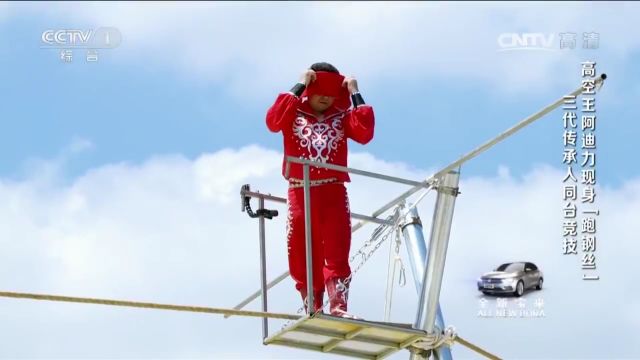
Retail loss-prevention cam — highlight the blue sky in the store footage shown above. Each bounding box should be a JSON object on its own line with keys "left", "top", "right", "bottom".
{"left": 1, "top": 2, "right": 638, "bottom": 187}
{"left": 1, "top": 2, "right": 640, "bottom": 359}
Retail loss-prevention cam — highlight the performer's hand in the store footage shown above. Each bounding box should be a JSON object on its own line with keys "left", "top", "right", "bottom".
{"left": 343, "top": 77, "right": 359, "bottom": 94}
{"left": 299, "top": 70, "right": 317, "bottom": 86}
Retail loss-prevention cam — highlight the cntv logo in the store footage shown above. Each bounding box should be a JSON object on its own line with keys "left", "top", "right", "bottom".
{"left": 41, "top": 27, "right": 122, "bottom": 49}
{"left": 497, "top": 33, "right": 556, "bottom": 51}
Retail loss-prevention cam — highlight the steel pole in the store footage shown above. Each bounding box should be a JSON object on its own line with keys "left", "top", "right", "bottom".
{"left": 401, "top": 206, "right": 452, "bottom": 360}
{"left": 303, "top": 164, "right": 314, "bottom": 312}
{"left": 411, "top": 170, "right": 460, "bottom": 360}
{"left": 258, "top": 197, "right": 269, "bottom": 341}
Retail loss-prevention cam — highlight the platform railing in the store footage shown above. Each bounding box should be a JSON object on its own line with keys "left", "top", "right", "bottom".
{"left": 241, "top": 158, "right": 432, "bottom": 341}
{"left": 285, "top": 156, "right": 433, "bottom": 329}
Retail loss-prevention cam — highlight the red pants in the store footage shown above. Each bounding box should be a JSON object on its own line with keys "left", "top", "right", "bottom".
{"left": 286, "top": 183, "right": 352, "bottom": 294}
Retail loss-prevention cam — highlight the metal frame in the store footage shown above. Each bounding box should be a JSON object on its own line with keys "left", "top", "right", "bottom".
{"left": 229, "top": 189, "right": 395, "bottom": 320}
{"left": 237, "top": 161, "right": 431, "bottom": 342}
{"left": 294, "top": 157, "right": 432, "bottom": 314}
{"left": 264, "top": 313, "right": 430, "bottom": 360}
{"left": 286, "top": 157, "right": 433, "bottom": 189}
{"left": 236, "top": 74, "right": 608, "bottom": 312}
{"left": 242, "top": 190, "right": 392, "bottom": 226}
{"left": 240, "top": 74, "right": 607, "bottom": 358}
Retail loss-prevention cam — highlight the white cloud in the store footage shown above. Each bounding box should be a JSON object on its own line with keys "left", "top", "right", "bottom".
{"left": 16, "top": 137, "right": 94, "bottom": 190}
{"left": 66, "top": 137, "right": 94, "bottom": 154}
{"left": 0, "top": 145, "right": 638, "bottom": 359}
{"left": 8, "top": 2, "right": 640, "bottom": 100}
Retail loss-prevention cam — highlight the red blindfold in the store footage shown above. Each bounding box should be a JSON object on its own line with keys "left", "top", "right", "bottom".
{"left": 303, "top": 71, "right": 352, "bottom": 111}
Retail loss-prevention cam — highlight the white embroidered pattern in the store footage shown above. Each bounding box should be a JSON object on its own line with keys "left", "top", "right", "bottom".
{"left": 286, "top": 206, "right": 294, "bottom": 239}
{"left": 293, "top": 116, "right": 344, "bottom": 163}
{"left": 336, "top": 278, "right": 349, "bottom": 302}
{"left": 286, "top": 203, "right": 294, "bottom": 256}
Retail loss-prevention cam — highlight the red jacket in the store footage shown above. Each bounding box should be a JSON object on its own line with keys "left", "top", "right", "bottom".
{"left": 266, "top": 93, "right": 375, "bottom": 182}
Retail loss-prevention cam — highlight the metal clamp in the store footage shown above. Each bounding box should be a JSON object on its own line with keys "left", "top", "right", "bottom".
{"left": 400, "top": 214, "right": 422, "bottom": 231}
{"left": 241, "top": 184, "right": 279, "bottom": 219}
{"left": 435, "top": 185, "right": 460, "bottom": 197}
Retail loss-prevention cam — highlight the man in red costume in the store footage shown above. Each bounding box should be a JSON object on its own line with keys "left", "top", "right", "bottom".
{"left": 266, "top": 62, "right": 375, "bottom": 318}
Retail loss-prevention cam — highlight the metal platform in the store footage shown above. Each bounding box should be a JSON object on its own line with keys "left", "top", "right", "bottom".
{"left": 264, "top": 313, "right": 429, "bottom": 359}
